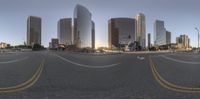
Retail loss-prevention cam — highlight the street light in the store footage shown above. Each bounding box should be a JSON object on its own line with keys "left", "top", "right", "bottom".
{"left": 195, "top": 27, "right": 200, "bottom": 52}
{"left": 119, "top": 41, "right": 121, "bottom": 54}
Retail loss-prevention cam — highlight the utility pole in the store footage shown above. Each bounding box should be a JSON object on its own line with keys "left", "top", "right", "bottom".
{"left": 195, "top": 27, "right": 200, "bottom": 52}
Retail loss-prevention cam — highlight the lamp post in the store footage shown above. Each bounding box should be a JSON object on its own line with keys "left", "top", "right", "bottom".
{"left": 119, "top": 41, "right": 121, "bottom": 54}
{"left": 195, "top": 27, "right": 200, "bottom": 52}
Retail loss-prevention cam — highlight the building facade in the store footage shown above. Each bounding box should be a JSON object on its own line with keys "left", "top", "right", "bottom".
{"left": 154, "top": 20, "right": 166, "bottom": 46}
{"left": 27, "top": 16, "right": 42, "bottom": 46}
{"left": 92, "top": 21, "right": 95, "bottom": 49}
{"left": 148, "top": 33, "right": 151, "bottom": 49}
{"left": 108, "top": 18, "right": 136, "bottom": 49}
{"left": 58, "top": 18, "right": 72, "bottom": 45}
{"left": 176, "top": 34, "right": 190, "bottom": 49}
{"left": 50, "top": 38, "right": 59, "bottom": 49}
{"left": 166, "top": 31, "right": 171, "bottom": 44}
{"left": 0, "top": 42, "right": 10, "bottom": 49}
{"left": 73, "top": 4, "right": 92, "bottom": 48}
{"left": 135, "top": 13, "right": 146, "bottom": 49}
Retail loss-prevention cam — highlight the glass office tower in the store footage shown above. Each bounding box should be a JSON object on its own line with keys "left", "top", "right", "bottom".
{"left": 108, "top": 18, "right": 136, "bottom": 49}
{"left": 135, "top": 13, "right": 146, "bottom": 49}
{"left": 27, "top": 16, "right": 42, "bottom": 46}
{"left": 154, "top": 20, "right": 166, "bottom": 46}
{"left": 73, "top": 4, "right": 92, "bottom": 48}
{"left": 58, "top": 18, "right": 72, "bottom": 45}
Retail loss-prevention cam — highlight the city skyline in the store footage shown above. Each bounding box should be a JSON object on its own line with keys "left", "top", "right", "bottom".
{"left": 0, "top": 0, "right": 200, "bottom": 47}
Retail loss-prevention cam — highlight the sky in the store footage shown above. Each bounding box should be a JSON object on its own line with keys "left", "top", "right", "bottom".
{"left": 0, "top": 0, "right": 200, "bottom": 48}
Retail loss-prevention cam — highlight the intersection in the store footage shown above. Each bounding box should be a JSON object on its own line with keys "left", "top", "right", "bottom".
{"left": 0, "top": 51, "right": 200, "bottom": 99}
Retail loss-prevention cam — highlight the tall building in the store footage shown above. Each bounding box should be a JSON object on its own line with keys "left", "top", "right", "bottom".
{"left": 27, "top": 16, "right": 42, "bottom": 46}
{"left": 51, "top": 38, "right": 59, "bottom": 49}
{"left": 92, "top": 21, "right": 95, "bottom": 49}
{"left": 148, "top": 33, "right": 151, "bottom": 49}
{"left": 135, "top": 13, "right": 146, "bottom": 49}
{"left": 108, "top": 18, "right": 136, "bottom": 49}
{"left": 154, "top": 20, "right": 166, "bottom": 46}
{"left": 176, "top": 34, "right": 190, "bottom": 49}
{"left": 166, "top": 31, "right": 171, "bottom": 44}
{"left": 49, "top": 42, "right": 52, "bottom": 49}
{"left": 58, "top": 18, "right": 72, "bottom": 45}
{"left": 73, "top": 4, "right": 92, "bottom": 48}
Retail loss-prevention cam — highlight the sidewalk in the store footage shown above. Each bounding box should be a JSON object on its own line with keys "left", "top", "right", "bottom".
{"left": 123, "top": 50, "right": 171, "bottom": 54}
{"left": 104, "top": 50, "right": 172, "bottom": 54}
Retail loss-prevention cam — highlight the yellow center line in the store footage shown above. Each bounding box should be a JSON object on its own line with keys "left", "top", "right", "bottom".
{"left": 149, "top": 56, "right": 200, "bottom": 93}
{"left": 0, "top": 59, "right": 45, "bottom": 93}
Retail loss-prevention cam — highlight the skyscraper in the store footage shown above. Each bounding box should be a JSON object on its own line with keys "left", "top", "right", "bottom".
{"left": 73, "top": 4, "right": 92, "bottom": 48}
{"left": 135, "top": 13, "right": 146, "bottom": 49}
{"left": 27, "top": 16, "right": 42, "bottom": 46}
{"left": 166, "top": 31, "right": 171, "bottom": 44}
{"left": 154, "top": 20, "right": 166, "bottom": 46}
{"left": 92, "top": 21, "right": 95, "bottom": 49}
{"left": 108, "top": 18, "right": 136, "bottom": 49}
{"left": 58, "top": 18, "right": 72, "bottom": 45}
{"left": 148, "top": 33, "right": 151, "bottom": 49}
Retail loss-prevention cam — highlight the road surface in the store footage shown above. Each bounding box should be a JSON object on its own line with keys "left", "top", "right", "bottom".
{"left": 0, "top": 51, "right": 200, "bottom": 99}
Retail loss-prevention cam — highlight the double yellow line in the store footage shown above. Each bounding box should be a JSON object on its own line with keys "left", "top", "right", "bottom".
{"left": 0, "top": 59, "right": 45, "bottom": 93}
{"left": 149, "top": 57, "right": 200, "bottom": 93}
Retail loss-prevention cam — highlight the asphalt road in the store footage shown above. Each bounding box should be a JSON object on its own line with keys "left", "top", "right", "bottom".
{"left": 0, "top": 51, "right": 200, "bottom": 99}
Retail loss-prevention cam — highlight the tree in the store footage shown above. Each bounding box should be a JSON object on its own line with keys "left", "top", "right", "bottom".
{"left": 32, "top": 44, "right": 44, "bottom": 51}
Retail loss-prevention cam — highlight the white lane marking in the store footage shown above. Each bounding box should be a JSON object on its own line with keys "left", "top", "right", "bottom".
{"left": 137, "top": 56, "right": 145, "bottom": 60}
{"left": 0, "top": 57, "right": 29, "bottom": 64}
{"left": 54, "top": 54, "right": 120, "bottom": 68}
{"left": 161, "top": 55, "right": 200, "bottom": 64}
